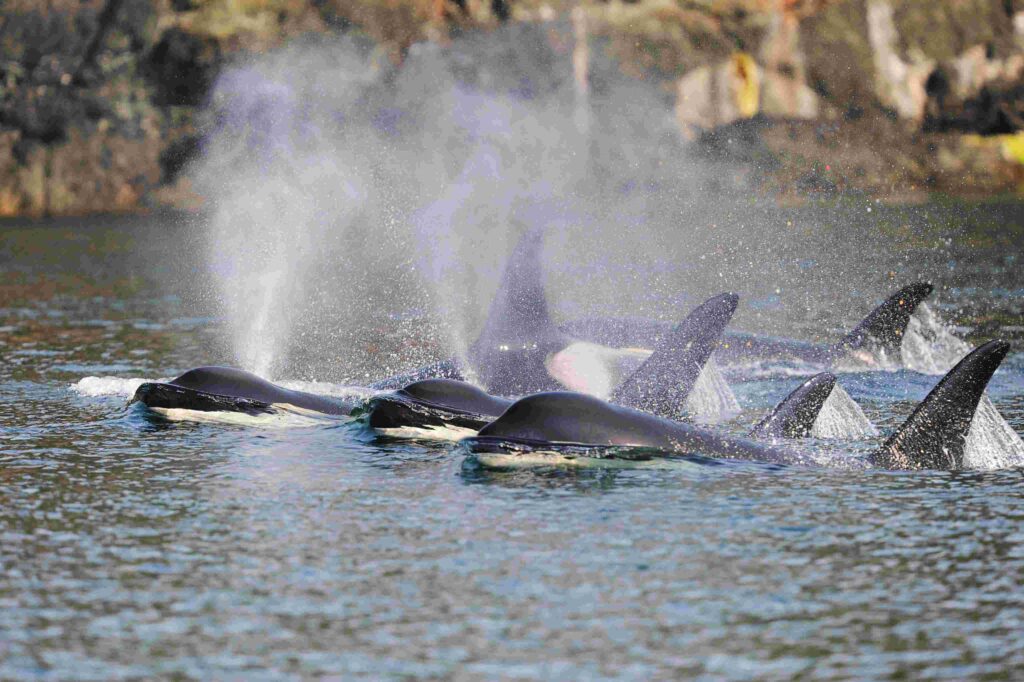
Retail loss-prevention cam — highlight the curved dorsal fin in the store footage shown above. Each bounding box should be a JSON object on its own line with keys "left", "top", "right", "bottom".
{"left": 871, "top": 340, "right": 1009, "bottom": 470}
{"left": 611, "top": 293, "right": 738, "bottom": 418}
{"left": 832, "top": 282, "right": 933, "bottom": 356}
{"left": 749, "top": 373, "right": 837, "bottom": 440}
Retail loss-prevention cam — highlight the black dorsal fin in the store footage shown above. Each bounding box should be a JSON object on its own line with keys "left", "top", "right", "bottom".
{"left": 832, "top": 282, "right": 934, "bottom": 356}
{"left": 611, "top": 293, "right": 739, "bottom": 419}
{"left": 473, "top": 227, "right": 562, "bottom": 351}
{"left": 871, "top": 340, "right": 1010, "bottom": 470}
{"left": 468, "top": 228, "right": 570, "bottom": 395}
{"left": 749, "top": 373, "right": 837, "bottom": 440}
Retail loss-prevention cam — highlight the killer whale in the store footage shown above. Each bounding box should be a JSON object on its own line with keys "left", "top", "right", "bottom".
{"left": 373, "top": 228, "right": 738, "bottom": 399}
{"left": 871, "top": 339, "right": 1010, "bottom": 469}
{"left": 452, "top": 371, "right": 838, "bottom": 466}
{"left": 560, "top": 282, "right": 935, "bottom": 368}
{"left": 370, "top": 228, "right": 565, "bottom": 395}
{"left": 130, "top": 291, "right": 739, "bottom": 425}
{"left": 462, "top": 340, "right": 1010, "bottom": 471}
{"left": 136, "top": 223, "right": 561, "bottom": 413}
{"left": 130, "top": 366, "right": 356, "bottom": 417}
{"left": 378, "top": 227, "right": 936, "bottom": 396}
{"left": 362, "top": 292, "right": 740, "bottom": 433}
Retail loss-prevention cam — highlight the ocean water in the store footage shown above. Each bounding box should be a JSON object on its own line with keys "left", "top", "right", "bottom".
{"left": 3, "top": 205, "right": 1024, "bottom": 678}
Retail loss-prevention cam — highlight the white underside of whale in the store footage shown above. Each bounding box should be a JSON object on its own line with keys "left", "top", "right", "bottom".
{"left": 375, "top": 424, "right": 478, "bottom": 441}
{"left": 470, "top": 450, "right": 707, "bottom": 470}
{"left": 149, "top": 403, "right": 340, "bottom": 428}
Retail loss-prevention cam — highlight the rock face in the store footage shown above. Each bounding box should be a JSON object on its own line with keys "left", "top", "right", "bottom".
{"left": 0, "top": 0, "right": 1023, "bottom": 215}
{"left": 864, "top": 0, "right": 932, "bottom": 121}
{"left": 661, "top": 0, "right": 1024, "bottom": 196}
{"left": 759, "top": 8, "right": 818, "bottom": 121}
{"left": 0, "top": 0, "right": 194, "bottom": 216}
{"left": 676, "top": 53, "right": 760, "bottom": 136}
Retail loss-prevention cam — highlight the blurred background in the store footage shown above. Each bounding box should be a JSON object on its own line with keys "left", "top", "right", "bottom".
{"left": 2, "top": 0, "right": 1023, "bottom": 218}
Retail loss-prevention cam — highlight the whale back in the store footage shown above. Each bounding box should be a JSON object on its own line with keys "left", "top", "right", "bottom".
{"left": 397, "top": 379, "right": 513, "bottom": 416}
{"left": 474, "top": 391, "right": 805, "bottom": 465}
{"left": 168, "top": 366, "right": 353, "bottom": 415}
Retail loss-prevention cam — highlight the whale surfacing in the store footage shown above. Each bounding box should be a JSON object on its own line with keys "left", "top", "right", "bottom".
{"left": 464, "top": 341, "right": 1010, "bottom": 471}
{"left": 130, "top": 367, "right": 356, "bottom": 417}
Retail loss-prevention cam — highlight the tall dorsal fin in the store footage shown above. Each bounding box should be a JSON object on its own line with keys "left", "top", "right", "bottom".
{"left": 832, "top": 282, "right": 933, "bottom": 357}
{"left": 473, "top": 227, "right": 563, "bottom": 351}
{"left": 749, "top": 373, "right": 837, "bottom": 440}
{"left": 467, "top": 228, "right": 569, "bottom": 395}
{"left": 611, "top": 293, "right": 739, "bottom": 419}
{"left": 871, "top": 340, "right": 1009, "bottom": 470}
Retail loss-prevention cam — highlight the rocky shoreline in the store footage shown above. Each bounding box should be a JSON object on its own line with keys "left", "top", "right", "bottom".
{"left": 1, "top": 0, "right": 1023, "bottom": 217}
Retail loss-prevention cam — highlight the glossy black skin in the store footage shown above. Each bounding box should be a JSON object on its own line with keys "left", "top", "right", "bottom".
{"left": 131, "top": 381, "right": 276, "bottom": 416}
{"left": 749, "top": 373, "right": 837, "bottom": 439}
{"left": 363, "top": 379, "right": 513, "bottom": 431}
{"left": 465, "top": 340, "right": 1010, "bottom": 471}
{"left": 871, "top": 340, "right": 1010, "bottom": 470}
{"left": 468, "top": 392, "right": 813, "bottom": 467}
{"left": 132, "top": 367, "right": 355, "bottom": 416}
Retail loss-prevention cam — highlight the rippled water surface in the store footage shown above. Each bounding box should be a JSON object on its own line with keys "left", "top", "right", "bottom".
{"left": 3, "top": 205, "right": 1024, "bottom": 678}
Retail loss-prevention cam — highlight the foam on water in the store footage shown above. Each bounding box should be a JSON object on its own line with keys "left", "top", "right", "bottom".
{"left": 810, "top": 384, "right": 879, "bottom": 439}
{"left": 71, "top": 376, "right": 162, "bottom": 397}
{"left": 685, "top": 358, "right": 741, "bottom": 423}
{"left": 900, "top": 303, "right": 971, "bottom": 375}
{"left": 963, "top": 394, "right": 1024, "bottom": 470}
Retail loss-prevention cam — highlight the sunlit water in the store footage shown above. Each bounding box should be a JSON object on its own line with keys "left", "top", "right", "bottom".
{"left": 4, "top": 208, "right": 1024, "bottom": 678}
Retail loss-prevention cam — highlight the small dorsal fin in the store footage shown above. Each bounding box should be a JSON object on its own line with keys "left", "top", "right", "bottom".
{"left": 611, "top": 293, "right": 738, "bottom": 418}
{"left": 749, "top": 373, "right": 837, "bottom": 439}
{"left": 871, "top": 340, "right": 1009, "bottom": 470}
{"left": 832, "top": 282, "right": 933, "bottom": 356}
